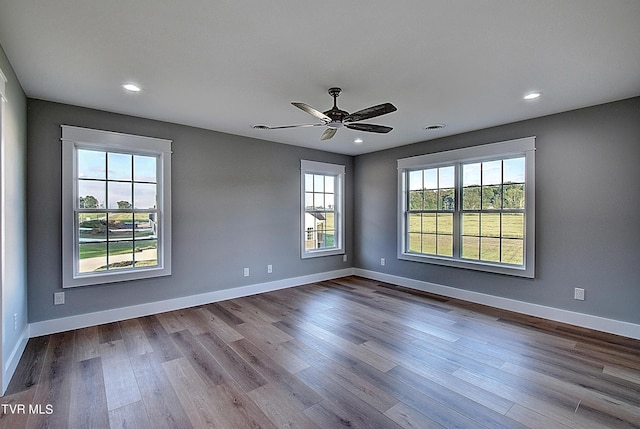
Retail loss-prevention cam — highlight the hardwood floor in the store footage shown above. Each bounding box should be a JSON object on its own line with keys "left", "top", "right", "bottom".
{"left": 2, "top": 276, "right": 639, "bottom": 428}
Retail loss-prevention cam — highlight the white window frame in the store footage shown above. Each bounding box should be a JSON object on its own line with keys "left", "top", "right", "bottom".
{"left": 61, "top": 125, "right": 172, "bottom": 287}
{"left": 301, "top": 160, "right": 345, "bottom": 259}
{"left": 398, "top": 137, "right": 535, "bottom": 278}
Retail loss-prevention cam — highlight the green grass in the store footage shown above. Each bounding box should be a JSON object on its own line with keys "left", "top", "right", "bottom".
{"left": 79, "top": 240, "right": 156, "bottom": 259}
{"left": 408, "top": 212, "right": 524, "bottom": 265}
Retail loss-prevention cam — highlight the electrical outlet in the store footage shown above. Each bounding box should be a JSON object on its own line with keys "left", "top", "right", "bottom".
{"left": 574, "top": 287, "right": 585, "bottom": 301}
{"left": 267, "top": 264, "right": 273, "bottom": 274}
{"left": 54, "top": 292, "right": 65, "bottom": 305}
{"left": 343, "top": 254, "right": 348, "bottom": 262}
{"left": 13, "top": 313, "right": 18, "bottom": 331}
{"left": 243, "top": 267, "right": 250, "bottom": 277}
{"left": 381, "top": 258, "right": 386, "bottom": 266}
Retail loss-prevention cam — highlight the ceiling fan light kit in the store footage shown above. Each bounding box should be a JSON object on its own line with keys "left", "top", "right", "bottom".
{"left": 253, "top": 87, "right": 397, "bottom": 141}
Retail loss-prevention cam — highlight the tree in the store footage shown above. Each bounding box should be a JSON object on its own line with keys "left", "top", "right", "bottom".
{"left": 117, "top": 201, "right": 132, "bottom": 209}
{"left": 80, "top": 195, "right": 98, "bottom": 208}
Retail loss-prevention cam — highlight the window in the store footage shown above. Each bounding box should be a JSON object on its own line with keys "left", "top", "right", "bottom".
{"left": 398, "top": 137, "right": 535, "bottom": 277}
{"left": 62, "top": 126, "right": 172, "bottom": 287}
{"left": 301, "top": 160, "right": 345, "bottom": 258}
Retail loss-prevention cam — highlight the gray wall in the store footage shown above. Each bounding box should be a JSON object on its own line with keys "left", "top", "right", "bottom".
{"left": 354, "top": 97, "right": 640, "bottom": 325}
{"left": 27, "top": 99, "right": 353, "bottom": 323}
{"left": 0, "top": 44, "right": 28, "bottom": 381}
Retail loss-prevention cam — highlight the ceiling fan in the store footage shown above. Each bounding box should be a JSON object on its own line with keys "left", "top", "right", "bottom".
{"left": 253, "top": 87, "right": 397, "bottom": 141}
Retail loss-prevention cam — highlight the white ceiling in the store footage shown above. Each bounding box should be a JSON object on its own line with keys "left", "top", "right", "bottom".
{"left": 1, "top": 1, "right": 639, "bottom": 155}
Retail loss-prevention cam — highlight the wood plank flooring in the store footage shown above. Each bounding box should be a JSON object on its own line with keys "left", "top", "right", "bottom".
{"left": 2, "top": 276, "right": 639, "bottom": 428}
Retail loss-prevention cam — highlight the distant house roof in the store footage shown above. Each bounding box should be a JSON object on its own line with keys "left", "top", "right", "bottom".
{"left": 307, "top": 211, "right": 326, "bottom": 221}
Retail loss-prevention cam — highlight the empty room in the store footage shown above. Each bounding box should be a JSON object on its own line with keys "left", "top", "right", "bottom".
{"left": 0, "top": 1, "right": 639, "bottom": 428}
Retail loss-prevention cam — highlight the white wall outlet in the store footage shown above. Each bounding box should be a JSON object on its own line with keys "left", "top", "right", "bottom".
{"left": 381, "top": 258, "right": 386, "bottom": 266}
{"left": 267, "top": 264, "right": 273, "bottom": 274}
{"left": 13, "top": 313, "right": 18, "bottom": 331}
{"left": 243, "top": 267, "right": 250, "bottom": 277}
{"left": 54, "top": 291, "right": 65, "bottom": 305}
{"left": 343, "top": 254, "right": 348, "bottom": 262}
{"left": 574, "top": 287, "right": 585, "bottom": 301}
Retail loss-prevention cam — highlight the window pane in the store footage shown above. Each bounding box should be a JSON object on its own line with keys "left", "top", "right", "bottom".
{"left": 409, "top": 190, "right": 423, "bottom": 210}
{"left": 408, "top": 233, "right": 421, "bottom": 253}
{"left": 502, "top": 239, "right": 524, "bottom": 265}
{"left": 134, "top": 183, "right": 157, "bottom": 209}
{"left": 325, "top": 176, "right": 335, "bottom": 193}
{"left": 78, "top": 180, "right": 105, "bottom": 209}
{"left": 325, "top": 193, "right": 335, "bottom": 210}
{"left": 424, "top": 169, "right": 438, "bottom": 189}
{"left": 305, "top": 174, "right": 314, "bottom": 192}
{"left": 409, "top": 170, "right": 422, "bottom": 191}
{"left": 304, "top": 212, "right": 319, "bottom": 231}
{"left": 421, "top": 234, "right": 436, "bottom": 254}
{"left": 314, "top": 174, "right": 324, "bottom": 192}
{"left": 482, "top": 185, "right": 501, "bottom": 209}
{"left": 324, "top": 230, "right": 336, "bottom": 248}
{"left": 437, "top": 213, "right": 453, "bottom": 235}
{"left": 503, "top": 157, "right": 525, "bottom": 183}
{"left": 134, "top": 239, "right": 157, "bottom": 267}
{"left": 437, "top": 235, "right": 453, "bottom": 257}
{"left": 462, "top": 213, "right": 479, "bottom": 236}
{"left": 79, "top": 242, "right": 106, "bottom": 273}
{"left": 422, "top": 213, "right": 437, "bottom": 233}
{"left": 424, "top": 190, "right": 438, "bottom": 210}
{"left": 439, "top": 166, "right": 455, "bottom": 188}
{"left": 502, "top": 213, "right": 524, "bottom": 238}
{"left": 108, "top": 241, "right": 134, "bottom": 270}
{"left": 462, "top": 236, "right": 480, "bottom": 260}
{"left": 480, "top": 237, "right": 501, "bottom": 262}
{"left": 108, "top": 214, "right": 133, "bottom": 241}
{"left": 134, "top": 213, "right": 157, "bottom": 239}
{"left": 134, "top": 155, "right": 157, "bottom": 182}
{"left": 408, "top": 213, "right": 421, "bottom": 233}
{"left": 480, "top": 213, "right": 501, "bottom": 237}
{"left": 439, "top": 188, "right": 455, "bottom": 210}
{"left": 503, "top": 183, "right": 525, "bottom": 209}
{"left": 482, "top": 160, "right": 502, "bottom": 185}
{"left": 305, "top": 193, "right": 313, "bottom": 210}
{"left": 108, "top": 182, "right": 132, "bottom": 209}
{"left": 78, "top": 213, "right": 107, "bottom": 241}
{"left": 462, "top": 186, "right": 481, "bottom": 210}
{"left": 78, "top": 149, "right": 106, "bottom": 180}
{"left": 314, "top": 193, "right": 325, "bottom": 210}
{"left": 463, "top": 163, "right": 481, "bottom": 186}
{"left": 324, "top": 212, "right": 335, "bottom": 230}
{"left": 108, "top": 153, "right": 132, "bottom": 181}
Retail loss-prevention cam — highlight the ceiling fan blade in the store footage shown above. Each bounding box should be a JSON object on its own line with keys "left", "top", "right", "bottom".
{"left": 344, "top": 103, "right": 397, "bottom": 123}
{"left": 345, "top": 123, "right": 393, "bottom": 134}
{"left": 255, "top": 123, "right": 325, "bottom": 130}
{"left": 292, "top": 102, "right": 331, "bottom": 123}
{"left": 320, "top": 128, "right": 337, "bottom": 140}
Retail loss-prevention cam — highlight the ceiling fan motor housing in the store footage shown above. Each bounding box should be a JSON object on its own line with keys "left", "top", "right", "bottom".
{"left": 324, "top": 87, "right": 349, "bottom": 127}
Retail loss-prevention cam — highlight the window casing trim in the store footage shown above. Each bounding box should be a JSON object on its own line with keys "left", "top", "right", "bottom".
{"left": 61, "top": 125, "right": 172, "bottom": 287}
{"left": 397, "top": 137, "right": 535, "bottom": 278}
{"left": 300, "top": 159, "right": 346, "bottom": 259}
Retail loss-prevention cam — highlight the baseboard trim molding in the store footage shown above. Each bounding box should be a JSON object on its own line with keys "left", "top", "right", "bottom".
{"left": 354, "top": 269, "right": 640, "bottom": 340}
{"left": 29, "top": 268, "right": 355, "bottom": 338}
{"left": 2, "top": 324, "right": 30, "bottom": 395}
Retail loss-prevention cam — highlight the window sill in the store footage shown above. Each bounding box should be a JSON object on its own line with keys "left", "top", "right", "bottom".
{"left": 302, "top": 248, "right": 345, "bottom": 259}
{"left": 398, "top": 252, "right": 534, "bottom": 278}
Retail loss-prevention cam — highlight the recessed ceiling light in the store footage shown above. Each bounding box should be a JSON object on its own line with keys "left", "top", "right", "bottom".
{"left": 354, "top": 138, "right": 364, "bottom": 144}
{"left": 123, "top": 83, "right": 141, "bottom": 92}
{"left": 424, "top": 123, "right": 445, "bottom": 131}
{"left": 524, "top": 91, "right": 542, "bottom": 100}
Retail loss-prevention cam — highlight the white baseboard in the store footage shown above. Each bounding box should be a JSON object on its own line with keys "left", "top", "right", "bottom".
{"left": 354, "top": 269, "right": 640, "bottom": 340}
{"left": 2, "top": 324, "right": 29, "bottom": 395}
{"left": 29, "top": 268, "right": 355, "bottom": 338}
